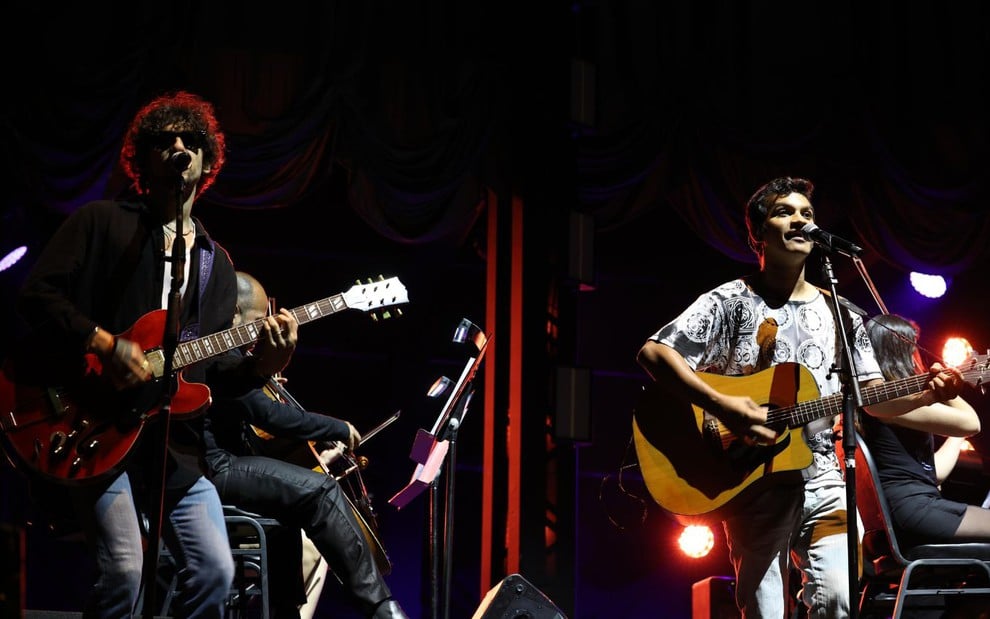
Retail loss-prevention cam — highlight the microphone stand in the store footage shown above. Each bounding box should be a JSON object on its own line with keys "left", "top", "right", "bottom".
{"left": 818, "top": 253, "right": 864, "bottom": 619}
{"left": 142, "top": 176, "right": 186, "bottom": 619}
{"left": 430, "top": 389, "right": 471, "bottom": 619}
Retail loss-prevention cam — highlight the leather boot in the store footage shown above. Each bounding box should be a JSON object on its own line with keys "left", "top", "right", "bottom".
{"left": 306, "top": 480, "right": 393, "bottom": 614}
{"left": 370, "top": 598, "right": 409, "bottom": 619}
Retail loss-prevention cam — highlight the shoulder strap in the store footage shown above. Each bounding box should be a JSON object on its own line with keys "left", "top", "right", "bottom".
{"left": 178, "top": 239, "right": 215, "bottom": 342}
{"left": 816, "top": 287, "right": 856, "bottom": 362}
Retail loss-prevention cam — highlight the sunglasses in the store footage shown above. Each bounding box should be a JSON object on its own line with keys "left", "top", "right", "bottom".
{"left": 146, "top": 130, "right": 208, "bottom": 152}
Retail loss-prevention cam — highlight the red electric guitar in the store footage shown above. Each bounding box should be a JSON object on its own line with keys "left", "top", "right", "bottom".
{"left": 0, "top": 276, "right": 407, "bottom": 485}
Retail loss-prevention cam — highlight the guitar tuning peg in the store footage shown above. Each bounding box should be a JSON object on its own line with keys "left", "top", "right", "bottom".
{"left": 370, "top": 312, "right": 379, "bottom": 322}
{"left": 366, "top": 278, "right": 373, "bottom": 285}
{"left": 354, "top": 279, "right": 361, "bottom": 286}
{"left": 382, "top": 310, "right": 392, "bottom": 320}
{"left": 396, "top": 308, "right": 403, "bottom": 317}
{"left": 377, "top": 274, "right": 385, "bottom": 281}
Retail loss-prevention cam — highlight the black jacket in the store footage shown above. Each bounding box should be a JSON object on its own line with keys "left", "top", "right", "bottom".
{"left": 15, "top": 200, "right": 268, "bottom": 489}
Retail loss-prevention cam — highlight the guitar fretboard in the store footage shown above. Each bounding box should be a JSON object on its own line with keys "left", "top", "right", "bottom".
{"left": 173, "top": 294, "right": 347, "bottom": 369}
{"left": 770, "top": 361, "right": 986, "bottom": 428}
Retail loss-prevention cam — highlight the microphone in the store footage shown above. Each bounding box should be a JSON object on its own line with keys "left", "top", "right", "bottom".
{"left": 169, "top": 151, "right": 191, "bottom": 172}
{"left": 800, "top": 223, "right": 863, "bottom": 258}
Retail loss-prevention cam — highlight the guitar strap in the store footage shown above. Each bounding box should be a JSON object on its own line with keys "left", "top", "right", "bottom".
{"left": 178, "top": 236, "right": 215, "bottom": 342}
{"left": 816, "top": 287, "right": 856, "bottom": 368}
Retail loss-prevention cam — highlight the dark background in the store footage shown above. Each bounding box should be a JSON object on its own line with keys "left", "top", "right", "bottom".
{"left": 2, "top": 3, "right": 989, "bottom": 618}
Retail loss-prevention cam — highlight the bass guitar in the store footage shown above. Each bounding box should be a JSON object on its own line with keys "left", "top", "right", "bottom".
{"left": 632, "top": 354, "right": 989, "bottom": 524}
{"left": 0, "top": 276, "right": 408, "bottom": 485}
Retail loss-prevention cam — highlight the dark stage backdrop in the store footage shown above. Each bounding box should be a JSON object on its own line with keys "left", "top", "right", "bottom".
{"left": 2, "top": 3, "right": 989, "bottom": 618}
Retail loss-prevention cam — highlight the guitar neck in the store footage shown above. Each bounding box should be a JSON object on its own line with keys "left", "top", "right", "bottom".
{"left": 771, "top": 363, "right": 984, "bottom": 429}
{"left": 172, "top": 293, "right": 347, "bottom": 370}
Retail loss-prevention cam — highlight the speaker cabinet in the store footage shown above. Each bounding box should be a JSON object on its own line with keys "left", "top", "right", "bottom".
{"left": 471, "top": 573, "right": 567, "bottom": 619}
{"left": 567, "top": 212, "right": 595, "bottom": 289}
{"left": 555, "top": 366, "right": 591, "bottom": 442}
{"left": 692, "top": 576, "right": 739, "bottom": 619}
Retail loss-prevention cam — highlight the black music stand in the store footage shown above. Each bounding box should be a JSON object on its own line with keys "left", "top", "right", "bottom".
{"left": 389, "top": 318, "right": 490, "bottom": 619}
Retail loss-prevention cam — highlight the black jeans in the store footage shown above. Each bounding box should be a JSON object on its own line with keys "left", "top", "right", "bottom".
{"left": 210, "top": 453, "right": 392, "bottom": 615}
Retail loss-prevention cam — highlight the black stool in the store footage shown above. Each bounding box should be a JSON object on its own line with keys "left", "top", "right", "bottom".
{"left": 139, "top": 506, "right": 283, "bottom": 618}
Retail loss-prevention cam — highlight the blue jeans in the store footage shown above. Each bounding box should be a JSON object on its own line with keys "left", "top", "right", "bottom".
{"left": 73, "top": 472, "right": 235, "bottom": 618}
{"left": 723, "top": 474, "right": 856, "bottom": 619}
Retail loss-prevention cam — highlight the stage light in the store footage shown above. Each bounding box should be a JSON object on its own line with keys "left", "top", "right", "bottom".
{"left": 942, "top": 337, "right": 974, "bottom": 367}
{"left": 678, "top": 524, "right": 715, "bottom": 559}
{"left": 1, "top": 204, "right": 37, "bottom": 274}
{"left": 0, "top": 245, "right": 28, "bottom": 272}
{"left": 909, "top": 272, "right": 947, "bottom": 299}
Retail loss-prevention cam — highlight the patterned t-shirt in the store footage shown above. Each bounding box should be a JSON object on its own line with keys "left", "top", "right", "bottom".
{"left": 650, "top": 278, "right": 883, "bottom": 483}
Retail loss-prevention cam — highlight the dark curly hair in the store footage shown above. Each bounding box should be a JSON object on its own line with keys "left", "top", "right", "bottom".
{"left": 119, "top": 90, "right": 226, "bottom": 197}
{"left": 744, "top": 176, "right": 814, "bottom": 259}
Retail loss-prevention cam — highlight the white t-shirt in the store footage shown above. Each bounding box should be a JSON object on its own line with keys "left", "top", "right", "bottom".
{"left": 650, "top": 278, "right": 883, "bottom": 482}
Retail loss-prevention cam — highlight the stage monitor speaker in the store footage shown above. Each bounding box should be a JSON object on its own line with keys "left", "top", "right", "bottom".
{"left": 471, "top": 573, "right": 567, "bottom": 619}
{"left": 692, "top": 576, "right": 739, "bottom": 619}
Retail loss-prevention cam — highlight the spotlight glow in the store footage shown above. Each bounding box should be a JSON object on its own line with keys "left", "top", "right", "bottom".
{"left": 0, "top": 245, "right": 28, "bottom": 272}
{"left": 942, "top": 337, "right": 974, "bottom": 367}
{"left": 678, "top": 524, "right": 715, "bottom": 558}
{"left": 909, "top": 272, "right": 947, "bottom": 299}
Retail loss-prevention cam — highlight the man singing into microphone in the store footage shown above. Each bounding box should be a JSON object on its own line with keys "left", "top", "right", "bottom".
{"left": 635, "top": 176, "right": 966, "bottom": 618}
{"left": 13, "top": 90, "right": 300, "bottom": 617}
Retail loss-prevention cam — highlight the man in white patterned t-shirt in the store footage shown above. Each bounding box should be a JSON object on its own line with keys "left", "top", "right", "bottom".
{"left": 636, "top": 176, "right": 966, "bottom": 619}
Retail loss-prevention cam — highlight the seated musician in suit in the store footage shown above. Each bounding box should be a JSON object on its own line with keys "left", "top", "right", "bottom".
{"left": 203, "top": 271, "right": 406, "bottom": 619}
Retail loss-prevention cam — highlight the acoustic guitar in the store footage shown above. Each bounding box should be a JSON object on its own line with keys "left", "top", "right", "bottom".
{"left": 632, "top": 354, "right": 989, "bottom": 524}
{"left": 0, "top": 277, "right": 408, "bottom": 485}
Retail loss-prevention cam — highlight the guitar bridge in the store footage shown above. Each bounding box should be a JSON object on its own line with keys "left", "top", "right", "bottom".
{"left": 45, "top": 387, "right": 70, "bottom": 417}
{"left": 700, "top": 416, "right": 726, "bottom": 453}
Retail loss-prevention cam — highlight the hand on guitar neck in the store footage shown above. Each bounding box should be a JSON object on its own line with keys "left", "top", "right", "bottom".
{"left": 0, "top": 276, "right": 408, "bottom": 484}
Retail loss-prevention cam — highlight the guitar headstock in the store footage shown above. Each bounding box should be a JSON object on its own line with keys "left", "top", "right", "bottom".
{"left": 959, "top": 351, "right": 989, "bottom": 395}
{"left": 343, "top": 276, "right": 409, "bottom": 321}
